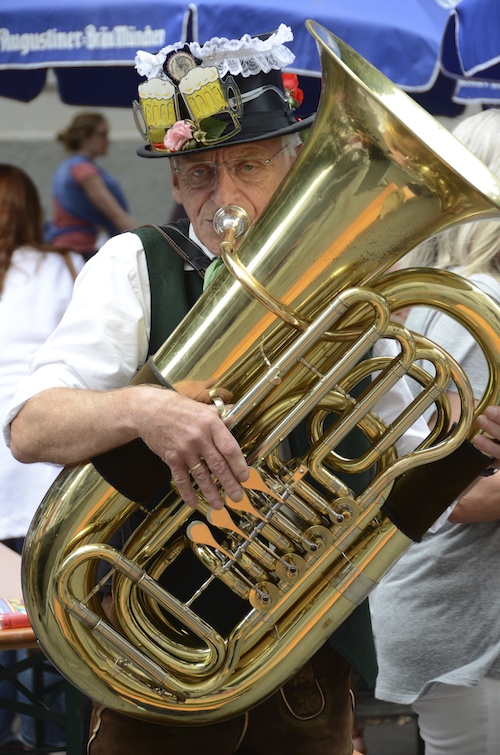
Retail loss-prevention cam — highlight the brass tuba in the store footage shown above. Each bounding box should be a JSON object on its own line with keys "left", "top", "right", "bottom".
{"left": 22, "top": 20, "right": 500, "bottom": 724}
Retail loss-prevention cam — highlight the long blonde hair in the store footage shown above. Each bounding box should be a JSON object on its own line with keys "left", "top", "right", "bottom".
{"left": 404, "top": 108, "right": 500, "bottom": 279}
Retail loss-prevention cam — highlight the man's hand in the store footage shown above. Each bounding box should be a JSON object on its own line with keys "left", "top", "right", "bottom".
{"left": 10, "top": 384, "right": 248, "bottom": 511}
{"left": 172, "top": 379, "right": 232, "bottom": 405}
{"left": 136, "top": 387, "right": 248, "bottom": 510}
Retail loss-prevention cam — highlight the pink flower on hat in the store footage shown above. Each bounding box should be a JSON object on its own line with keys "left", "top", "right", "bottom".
{"left": 164, "top": 120, "right": 194, "bottom": 151}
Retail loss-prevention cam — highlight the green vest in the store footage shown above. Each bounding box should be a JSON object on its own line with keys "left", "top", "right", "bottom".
{"left": 133, "top": 224, "right": 378, "bottom": 687}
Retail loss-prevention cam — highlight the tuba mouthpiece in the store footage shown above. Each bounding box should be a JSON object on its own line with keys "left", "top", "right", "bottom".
{"left": 213, "top": 205, "right": 250, "bottom": 239}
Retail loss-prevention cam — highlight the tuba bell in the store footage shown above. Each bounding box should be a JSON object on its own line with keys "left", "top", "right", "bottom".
{"left": 22, "top": 20, "right": 500, "bottom": 724}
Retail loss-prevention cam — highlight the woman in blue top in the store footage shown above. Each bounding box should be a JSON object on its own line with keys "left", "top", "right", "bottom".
{"left": 45, "top": 112, "right": 136, "bottom": 259}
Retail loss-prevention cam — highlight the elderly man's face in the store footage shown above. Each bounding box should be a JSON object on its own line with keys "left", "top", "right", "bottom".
{"left": 170, "top": 136, "right": 298, "bottom": 254}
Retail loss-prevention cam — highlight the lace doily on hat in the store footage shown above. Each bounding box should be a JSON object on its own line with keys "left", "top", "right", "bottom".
{"left": 135, "top": 42, "right": 185, "bottom": 80}
{"left": 192, "top": 24, "right": 295, "bottom": 77}
{"left": 135, "top": 24, "right": 295, "bottom": 81}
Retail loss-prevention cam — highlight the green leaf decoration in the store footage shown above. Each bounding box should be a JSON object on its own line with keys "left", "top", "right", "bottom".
{"left": 199, "top": 116, "right": 227, "bottom": 141}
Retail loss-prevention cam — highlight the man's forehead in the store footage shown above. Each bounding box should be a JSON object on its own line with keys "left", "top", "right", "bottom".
{"left": 175, "top": 138, "right": 282, "bottom": 164}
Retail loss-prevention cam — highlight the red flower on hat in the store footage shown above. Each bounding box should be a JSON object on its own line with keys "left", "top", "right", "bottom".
{"left": 282, "top": 73, "right": 304, "bottom": 111}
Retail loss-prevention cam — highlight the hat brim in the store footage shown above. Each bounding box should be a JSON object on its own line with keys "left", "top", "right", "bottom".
{"left": 136, "top": 113, "right": 315, "bottom": 159}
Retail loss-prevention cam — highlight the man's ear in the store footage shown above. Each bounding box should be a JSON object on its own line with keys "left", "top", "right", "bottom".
{"left": 170, "top": 164, "right": 182, "bottom": 204}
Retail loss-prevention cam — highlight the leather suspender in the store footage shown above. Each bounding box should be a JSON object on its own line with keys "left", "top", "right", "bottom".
{"left": 139, "top": 223, "right": 212, "bottom": 279}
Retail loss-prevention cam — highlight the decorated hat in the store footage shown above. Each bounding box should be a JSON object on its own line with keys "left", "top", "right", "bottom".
{"left": 133, "top": 25, "right": 314, "bottom": 158}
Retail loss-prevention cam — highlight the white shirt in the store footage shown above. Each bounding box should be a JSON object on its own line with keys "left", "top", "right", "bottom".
{"left": 0, "top": 247, "right": 84, "bottom": 538}
{"left": 4, "top": 233, "right": 149, "bottom": 435}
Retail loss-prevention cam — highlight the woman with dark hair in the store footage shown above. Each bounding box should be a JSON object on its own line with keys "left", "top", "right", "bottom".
{"left": 45, "top": 112, "right": 135, "bottom": 259}
{"left": 0, "top": 164, "right": 84, "bottom": 752}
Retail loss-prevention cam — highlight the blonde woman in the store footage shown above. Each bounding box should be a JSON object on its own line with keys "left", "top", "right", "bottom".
{"left": 370, "top": 108, "right": 500, "bottom": 755}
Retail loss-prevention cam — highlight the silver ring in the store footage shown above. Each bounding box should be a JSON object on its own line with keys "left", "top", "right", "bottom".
{"left": 189, "top": 461, "right": 204, "bottom": 474}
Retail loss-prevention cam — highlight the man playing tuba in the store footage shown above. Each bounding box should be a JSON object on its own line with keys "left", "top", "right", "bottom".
{"left": 5, "top": 21, "right": 500, "bottom": 755}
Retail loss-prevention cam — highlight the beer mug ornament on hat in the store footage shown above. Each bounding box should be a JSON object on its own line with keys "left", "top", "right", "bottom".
{"left": 133, "top": 25, "right": 309, "bottom": 157}
{"left": 137, "top": 77, "right": 178, "bottom": 146}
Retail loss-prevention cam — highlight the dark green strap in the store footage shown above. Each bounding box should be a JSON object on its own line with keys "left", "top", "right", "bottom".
{"left": 329, "top": 601, "right": 377, "bottom": 687}
{"left": 159, "top": 222, "right": 212, "bottom": 278}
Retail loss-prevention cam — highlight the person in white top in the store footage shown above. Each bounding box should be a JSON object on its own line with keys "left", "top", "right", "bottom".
{"left": 0, "top": 165, "right": 84, "bottom": 543}
{"left": 0, "top": 163, "right": 84, "bottom": 752}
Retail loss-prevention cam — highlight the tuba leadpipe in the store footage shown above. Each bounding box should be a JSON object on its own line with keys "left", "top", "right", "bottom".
{"left": 22, "top": 20, "right": 500, "bottom": 724}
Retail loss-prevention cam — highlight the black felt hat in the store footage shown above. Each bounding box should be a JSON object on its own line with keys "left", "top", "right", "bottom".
{"left": 133, "top": 25, "right": 314, "bottom": 158}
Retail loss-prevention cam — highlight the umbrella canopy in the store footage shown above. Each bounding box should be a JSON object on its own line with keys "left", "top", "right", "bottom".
{"left": 0, "top": 0, "right": 462, "bottom": 115}
{"left": 0, "top": 0, "right": 191, "bottom": 105}
{"left": 441, "top": 0, "right": 500, "bottom": 105}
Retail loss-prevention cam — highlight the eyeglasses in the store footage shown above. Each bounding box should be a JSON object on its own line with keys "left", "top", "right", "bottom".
{"left": 173, "top": 145, "right": 288, "bottom": 189}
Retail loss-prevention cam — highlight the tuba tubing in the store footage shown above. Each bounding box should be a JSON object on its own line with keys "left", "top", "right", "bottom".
{"left": 22, "top": 20, "right": 500, "bottom": 724}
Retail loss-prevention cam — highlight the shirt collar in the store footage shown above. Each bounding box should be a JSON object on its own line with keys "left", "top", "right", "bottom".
{"left": 189, "top": 224, "right": 216, "bottom": 262}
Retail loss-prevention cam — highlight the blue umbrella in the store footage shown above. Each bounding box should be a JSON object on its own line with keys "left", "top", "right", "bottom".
{"left": 189, "top": 0, "right": 463, "bottom": 117}
{"left": 190, "top": 0, "right": 448, "bottom": 89}
{"left": 0, "top": 0, "right": 191, "bottom": 105}
{"left": 0, "top": 0, "right": 461, "bottom": 114}
{"left": 441, "top": 0, "right": 500, "bottom": 105}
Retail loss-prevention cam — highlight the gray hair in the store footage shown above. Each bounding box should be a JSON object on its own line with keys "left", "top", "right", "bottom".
{"left": 281, "top": 132, "right": 303, "bottom": 151}
{"left": 403, "top": 108, "right": 500, "bottom": 280}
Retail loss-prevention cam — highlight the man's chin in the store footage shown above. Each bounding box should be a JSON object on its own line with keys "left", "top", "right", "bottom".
{"left": 199, "top": 227, "right": 222, "bottom": 256}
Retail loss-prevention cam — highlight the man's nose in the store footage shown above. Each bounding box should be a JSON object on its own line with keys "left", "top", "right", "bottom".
{"left": 210, "top": 165, "right": 241, "bottom": 205}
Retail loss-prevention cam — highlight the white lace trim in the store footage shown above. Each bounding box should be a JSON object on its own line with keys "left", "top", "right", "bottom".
{"left": 135, "top": 42, "right": 185, "bottom": 79}
{"left": 135, "top": 24, "right": 295, "bottom": 81}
